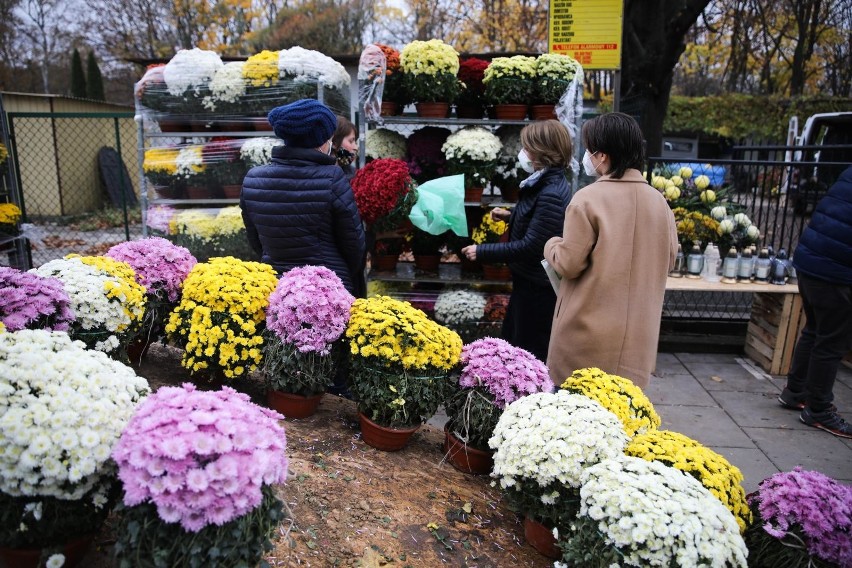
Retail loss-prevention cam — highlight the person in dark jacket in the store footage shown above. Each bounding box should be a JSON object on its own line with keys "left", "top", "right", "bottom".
{"left": 241, "top": 99, "right": 366, "bottom": 298}
{"left": 461, "top": 120, "right": 573, "bottom": 361}
{"left": 778, "top": 165, "right": 852, "bottom": 438}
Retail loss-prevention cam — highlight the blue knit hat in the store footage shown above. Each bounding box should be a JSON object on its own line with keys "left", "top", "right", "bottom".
{"left": 267, "top": 99, "right": 337, "bottom": 148}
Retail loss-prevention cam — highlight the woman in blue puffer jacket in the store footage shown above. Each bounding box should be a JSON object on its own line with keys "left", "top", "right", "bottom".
{"left": 241, "top": 99, "right": 366, "bottom": 297}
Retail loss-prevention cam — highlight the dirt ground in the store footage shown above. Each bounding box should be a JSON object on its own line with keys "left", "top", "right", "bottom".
{"left": 81, "top": 344, "right": 551, "bottom": 568}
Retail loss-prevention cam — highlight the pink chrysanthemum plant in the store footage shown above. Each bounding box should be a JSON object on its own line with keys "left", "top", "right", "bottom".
{"left": 112, "top": 383, "right": 288, "bottom": 566}
{"left": 107, "top": 237, "right": 197, "bottom": 343}
{"left": 263, "top": 266, "right": 355, "bottom": 397}
{"left": 0, "top": 267, "right": 75, "bottom": 332}
{"left": 445, "top": 337, "right": 554, "bottom": 452}
{"left": 744, "top": 467, "right": 852, "bottom": 568}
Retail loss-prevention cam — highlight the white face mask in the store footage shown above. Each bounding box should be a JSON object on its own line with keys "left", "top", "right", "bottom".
{"left": 326, "top": 140, "right": 334, "bottom": 156}
{"left": 517, "top": 149, "right": 535, "bottom": 173}
{"left": 582, "top": 150, "right": 600, "bottom": 177}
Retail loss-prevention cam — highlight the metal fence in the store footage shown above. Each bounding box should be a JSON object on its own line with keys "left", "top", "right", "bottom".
{"left": 1, "top": 112, "right": 140, "bottom": 270}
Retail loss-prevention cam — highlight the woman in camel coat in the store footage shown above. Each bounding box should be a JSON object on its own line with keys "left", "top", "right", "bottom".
{"left": 544, "top": 113, "right": 678, "bottom": 388}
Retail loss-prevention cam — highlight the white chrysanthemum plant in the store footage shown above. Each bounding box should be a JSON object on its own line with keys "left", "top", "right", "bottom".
{"left": 278, "top": 46, "right": 351, "bottom": 115}
{"left": 442, "top": 127, "right": 503, "bottom": 188}
{"left": 0, "top": 330, "right": 150, "bottom": 551}
{"left": 241, "top": 137, "right": 285, "bottom": 168}
{"left": 489, "top": 391, "right": 629, "bottom": 531}
{"left": 433, "top": 289, "right": 486, "bottom": 326}
{"left": 202, "top": 61, "right": 247, "bottom": 112}
{"left": 365, "top": 128, "right": 407, "bottom": 160}
{"left": 558, "top": 455, "right": 748, "bottom": 568}
{"left": 163, "top": 48, "right": 224, "bottom": 98}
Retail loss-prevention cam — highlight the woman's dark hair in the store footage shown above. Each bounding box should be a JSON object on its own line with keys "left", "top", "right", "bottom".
{"left": 581, "top": 112, "right": 646, "bottom": 179}
{"left": 332, "top": 116, "right": 356, "bottom": 149}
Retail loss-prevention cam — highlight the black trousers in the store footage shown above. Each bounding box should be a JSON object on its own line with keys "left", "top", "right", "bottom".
{"left": 501, "top": 275, "right": 557, "bottom": 363}
{"left": 786, "top": 273, "right": 852, "bottom": 412}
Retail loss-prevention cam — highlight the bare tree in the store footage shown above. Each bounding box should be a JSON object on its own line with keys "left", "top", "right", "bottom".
{"left": 20, "top": 0, "right": 75, "bottom": 93}
{"left": 0, "top": 0, "right": 23, "bottom": 90}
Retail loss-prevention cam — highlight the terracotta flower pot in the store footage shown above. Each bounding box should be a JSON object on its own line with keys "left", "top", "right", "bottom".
{"left": 0, "top": 534, "right": 94, "bottom": 568}
{"left": 380, "top": 101, "right": 398, "bottom": 116}
{"left": 151, "top": 184, "right": 180, "bottom": 199}
{"left": 413, "top": 254, "right": 441, "bottom": 272}
{"left": 523, "top": 516, "right": 560, "bottom": 559}
{"left": 464, "top": 186, "right": 485, "bottom": 203}
{"left": 531, "top": 104, "right": 557, "bottom": 121}
{"left": 372, "top": 254, "right": 399, "bottom": 272}
{"left": 222, "top": 184, "right": 242, "bottom": 199}
{"left": 443, "top": 426, "right": 494, "bottom": 475}
{"left": 267, "top": 390, "right": 324, "bottom": 419}
{"left": 482, "top": 264, "right": 511, "bottom": 281}
{"left": 185, "top": 185, "right": 209, "bottom": 199}
{"left": 415, "top": 102, "right": 451, "bottom": 118}
{"left": 494, "top": 104, "right": 529, "bottom": 120}
{"left": 358, "top": 412, "right": 420, "bottom": 451}
{"left": 157, "top": 118, "right": 191, "bottom": 133}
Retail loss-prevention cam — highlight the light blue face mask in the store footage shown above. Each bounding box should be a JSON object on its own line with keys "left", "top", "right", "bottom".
{"left": 517, "top": 149, "right": 535, "bottom": 173}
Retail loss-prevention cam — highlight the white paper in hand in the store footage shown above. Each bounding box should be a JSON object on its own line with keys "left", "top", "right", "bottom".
{"left": 541, "top": 259, "right": 562, "bottom": 293}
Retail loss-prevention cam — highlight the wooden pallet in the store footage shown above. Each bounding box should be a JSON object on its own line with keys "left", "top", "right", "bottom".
{"left": 744, "top": 291, "right": 806, "bottom": 375}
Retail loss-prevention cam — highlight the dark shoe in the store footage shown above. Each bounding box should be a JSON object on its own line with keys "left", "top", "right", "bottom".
{"left": 778, "top": 388, "right": 836, "bottom": 412}
{"left": 800, "top": 407, "right": 852, "bottom": 439}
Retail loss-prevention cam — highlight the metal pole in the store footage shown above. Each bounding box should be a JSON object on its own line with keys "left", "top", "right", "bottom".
{"left": 613, "top": 70, "right": 621, "bottom": 112}
{"left": 136, "top": 114, "right": 149, "bottom": 238}
{"left": 114, "top": 116, "right": 131, "bottom": 241}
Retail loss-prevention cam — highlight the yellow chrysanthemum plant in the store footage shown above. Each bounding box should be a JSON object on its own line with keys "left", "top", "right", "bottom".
{"left": 165, "top": 256, "right": 278, "bottom": 380}
{"left": 167, "top": 206, "right": 256, "bottom": 262}
{"left": 0, "top": 202, "right": 22, "bottom": 236}
{"left": 471, "top": 211, "right": 507, "bottom": 245}
{"left": 399, "top": 39, "right": 461, "bottom": 104}
{"left": 625, "top": 429, "right": 752, "bottom": 533}
{"left": 346, "top": 295, "right": 463, "bottom": 429}
{"left": 560, "top": 367, "right": 661, "bottom": 437}
{"left": 483, "top": 55, "right": 537, "bottom": 106}
{"left": 142, "top": 147, "right": 179, "bottom": 188}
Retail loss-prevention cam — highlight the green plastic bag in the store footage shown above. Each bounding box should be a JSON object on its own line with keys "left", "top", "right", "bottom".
{"left": 408, "top": 174, "right": 468, "bottom": 236}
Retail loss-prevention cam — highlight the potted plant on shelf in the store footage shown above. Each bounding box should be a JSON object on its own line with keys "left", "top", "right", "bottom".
{"left": 455, "top": 57, "right": 490, "bottom": 119}
{"left": 111, "top": 383, "right": 288, "bottom": 567}
{"left": 346, "top": 295, "right": 463, "bottom": 451}
{"left": 106, "top": 237, "right": 198, "bottom": 366}
{"left": 441, "top": 126, "right": 502, "bottom": 202}
{"left": 175, "top": 145, "right": 208, "bottom": 199}
{"left": 202, "top": 138, "right": 247, "bottom": 198}
{"left": 0, "top": 141, "right": 8, "bottom": 177}
{"left": 471, "top": 211, "right": 510, "bottom": 279}
{"left": 409, "top": 228, "right": 447, "bottom": 272}
{"left": 482, "top": 55, "right": 537, "bottom": 120}
{"left": 532, "top": 53, "right": 582, "bottom": 120}
{"left": 365, "top": 128, "right": 407, "bottom": 162}
{"left": 444, "top": 337, "right": 553, "bottom": 474}
{"left": 278, "top": 46, "right": 352, "bottom": 116}
{"left": 0, "top": 202, "right": 22, "bottom": 239}
{"left": 372, "top": 237, "right": 404, "bottom": 272}
{"left": 405, "top": 126, "right": 451, "bottom": 184}
{"left": 490, "top": 391, "right": 629, "bottom": 559}
{"left": 744, "top": 468, "right": 851, "bottom": 568}
{"left": 165, "top": 256, "right": 278, "bottom": 380}
{"left": 168, "top": 206, "right": 257, "bottom": 262}
{"left": 32, "top": 255, "right": 147, "bottom": 360}
{"left": 350, "top": 157, "right": 418, "bottom": 234}
{"left": 162, "top": 47, "right": 224, "bottom": 117}
{"left": 241, "top": 50, "right": 281, "bottom": 117}
{"left": 433, "top": 289, "right": 487, "bottom": 344}
{"left": 493, "top": 125, "right": 524, "bottom": 202}
{"left": 400, "top": 39, "right": 460, "bottom": 117}
{"left": 0, "top": 330, "right": 150, "bottom": 568}
{"left": 200, "top": 61, "right": 247, "bottom": 117}
{"left": 263, "top": 265, "right": 355, "bottom": 418}
{"left": 143, "top": 147, "right": 181, "bottom": 199}
{"left": 374, "top": 43, "right": 409, "bottom": 115}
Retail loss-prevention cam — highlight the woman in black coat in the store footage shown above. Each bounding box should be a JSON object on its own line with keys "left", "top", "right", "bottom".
{"left": 461, "top": 120, "right": 574, "bottom": 361}
{"left": 240, "top": 99, "right": 366, "bottom": 297}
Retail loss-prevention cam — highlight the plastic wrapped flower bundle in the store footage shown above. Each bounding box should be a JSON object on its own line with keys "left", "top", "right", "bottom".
{"left": 165, "top": 256, "right": 277, "bottom": 379}
{"left": 489, "top": 391, "right": 629, "bottom": 530}
{"left": 168, "top": 206, "right": 255, "bottom": 262}
{"left": 0, "top": 267, "right": 75, "bottom": 331}
{"left": 483, "top": 55, "right": 537, "bottom": 106}
{"left": 201, "top": 61, "right": 247, "bottom": 113}
{"left": 278, "top": 46, "right": 351, "bottom": 114}
{"left": 112, "top": 383, "right": 287, "bottom": 566}
{"left": 445, "top": 337, "right": 553, "bottom": 451}
{"left": 346, "top": 295, "right": 463, "bottom": 428}
{"left": 560, "top": 367, "right": 660, "bottom": 437}
{"left": 442, "top": 127, "right": 502, "bottom": 189}
{"left": 374, "top": 43, "right": 406, "bottom": 107}
{"left": 558, "top": 455, "right": 747, "bottom": 567}
{"left": 365, "top": 128, "right": 407, "bottom": 161}
{"left": 744, "top": 467, "right": 851, "bottom": 567}
{"left": 106, "top": 237, "right": 197, "bottom": 343}
{"left": 0, "top": 330, "right": 150, "bottom": 551}
{"left": 626, "top": 429, "right": 751, "bottom": 532}
{"left": 32, "top": 255, "right": 147, "bottom": 356}
{"left": 351, "top": 157, "right": 418, "bottom": 231}
{"left": 263, "top": 266, "right": 355, "bottom": 396}
{"left": 405, "top": 126, "right": 451, "bottom": 184}
{"left": 399, "top": 39, "right": 460, "bottom": 104}
{"left": 135, "top": 47, "right": 222, "bottom": 115}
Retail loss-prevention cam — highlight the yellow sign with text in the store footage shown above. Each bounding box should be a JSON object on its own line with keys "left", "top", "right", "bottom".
{"left": 548, "top": 0, "right": 623, "bottom": 70}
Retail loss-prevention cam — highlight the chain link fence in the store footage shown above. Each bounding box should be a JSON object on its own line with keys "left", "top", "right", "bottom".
{"left": 1, "top": 112, "right": 141, "bottom": 269}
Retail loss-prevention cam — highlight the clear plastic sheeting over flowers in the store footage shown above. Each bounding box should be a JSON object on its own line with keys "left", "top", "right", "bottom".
{"left": 359, "top": 44, "right": 386, "bottom": 122}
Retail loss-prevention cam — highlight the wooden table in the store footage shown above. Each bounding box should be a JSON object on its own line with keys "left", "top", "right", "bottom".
{"left": 665, "top": 277, "right": 803, "bottom": 375}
